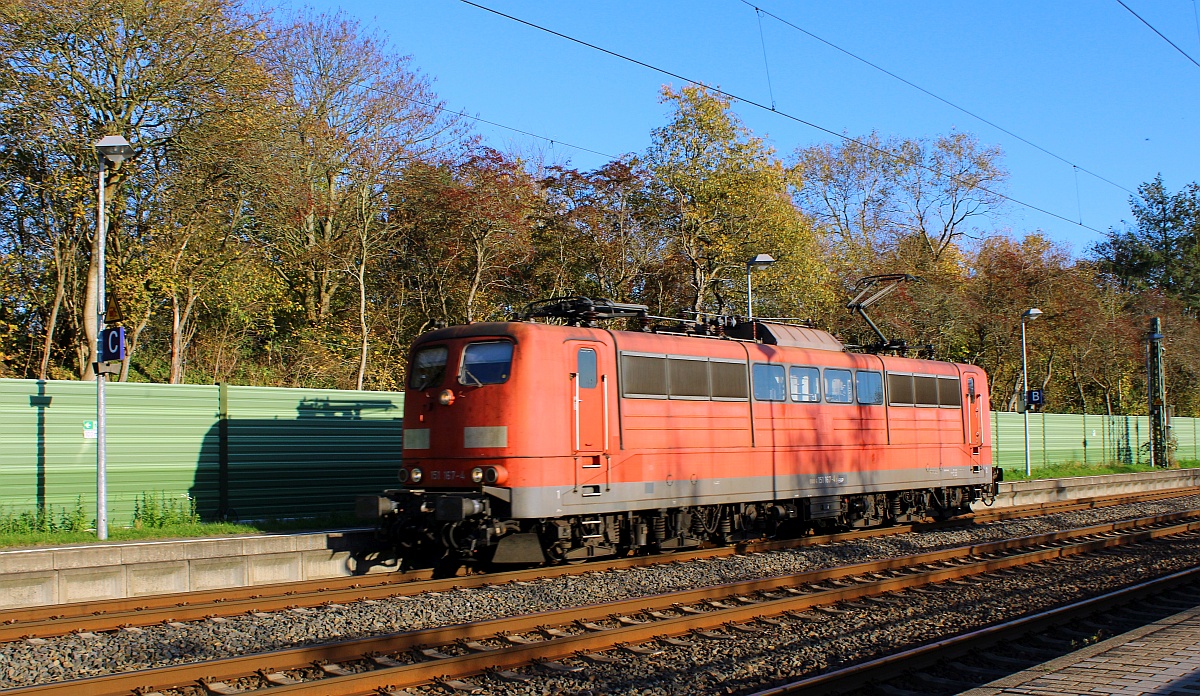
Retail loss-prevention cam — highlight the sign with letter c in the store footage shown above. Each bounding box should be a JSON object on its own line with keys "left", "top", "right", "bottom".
{"left": 100, "top": 327, "right": 126, "bottom": 362}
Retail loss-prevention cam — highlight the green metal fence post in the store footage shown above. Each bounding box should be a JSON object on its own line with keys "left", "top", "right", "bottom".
{"left": 1135, "top": 417, "right": 1141, "bottom": 465}
{"left": 1082, "top": 413, "right": 1087, "bottom": 465}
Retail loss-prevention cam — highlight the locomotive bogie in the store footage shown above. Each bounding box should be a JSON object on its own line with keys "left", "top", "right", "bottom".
{"left": 380, "top": 483, "right": 987, "bottom": 568}
{"left": 384, "top": 318, "right": 997, "bottom": 569}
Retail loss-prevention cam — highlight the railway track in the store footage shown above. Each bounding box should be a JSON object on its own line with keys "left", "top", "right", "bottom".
{"left": 755, "top": 561, "right": 1200, "bottom": 696}
{"left": 0, "top": 487, "right": 1191, "bottom": 644}
{"left": 5, "top": 507, "right": 1200, "bottom": 696}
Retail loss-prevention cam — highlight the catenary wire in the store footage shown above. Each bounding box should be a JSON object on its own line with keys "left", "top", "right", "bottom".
{"left": 1194, "top": 0, "right": 1200, "bottom": 49}
{"left": 279, "top": 61, "right": 621, "bottom": 162}
{"left": 1116, "top": 0, "right": 1200, "bottom": 69}
{"left": 458, "top": 0, "right": 1108, "bottom": 235}
{"left": 741, "top": 0, "right": 1137, "bottom": 197}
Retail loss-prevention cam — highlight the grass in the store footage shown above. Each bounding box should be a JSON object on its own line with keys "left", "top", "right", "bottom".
{"left": 0, "top": 494, "right": 367, "bottom": 550}
{"left": 1002, "top": 459, "right": 1196, "bottom": 482}
{"left": 0, "top": 522, "right": 263, "bottom": 549}
{"left": 3, "top": 461, "right": 1198, "bottom": 549}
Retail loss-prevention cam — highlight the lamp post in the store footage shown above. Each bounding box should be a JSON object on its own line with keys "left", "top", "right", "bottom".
{"left": 745, "top": 253, "right": 775, "bottom": 319}
{"left": 94, "top": 135, "right": 133, "bottom": 540}
{"left": 1021, "top": 307, "right": 1043, "bottom": 477}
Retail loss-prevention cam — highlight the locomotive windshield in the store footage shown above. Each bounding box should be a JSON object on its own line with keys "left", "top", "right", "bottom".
{"left": 460, "top": 341, "right": 513, "bottom": 385}
{"left": 409, "top": 346, "right": 448, "bottom": 390}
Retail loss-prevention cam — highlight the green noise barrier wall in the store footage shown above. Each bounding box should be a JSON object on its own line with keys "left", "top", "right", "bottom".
{"left": 2, "top": 378, "right": 1197, "bottom": 524}
{"left": 0, "top": 379, "right": 403, "bottom": 524}
{"left": 991, "top": 411, "right": 1200, "bottom": 471}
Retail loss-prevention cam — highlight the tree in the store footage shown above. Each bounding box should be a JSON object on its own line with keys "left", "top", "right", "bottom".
{"left": 789, "top": 132, "right": 901, "bottom": 278}
{"left": 257, "top": 11, "right": 463, "bottom": 327}
{"left": 791, "top": 131, "right": 1007, "bottom": 278}
{"left": 1095, "top": 175, "right": 1200, "bottom": 312}
{"left": 388, "top": 151, "right": 536, "bottom": 331}
{"left": 536, "top": 159, "right": 663, "bottom": 303}
{"left": 646, "top": 84, "right": 827, "bottom": 317}
{"left": 143, "top": 134, "right": 260, "bottom": 383}
{"left": 0, "top": 0, "right": 268, "bottom": 378}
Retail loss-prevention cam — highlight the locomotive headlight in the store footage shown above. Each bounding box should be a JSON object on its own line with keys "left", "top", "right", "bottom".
{"left": 409, "top": 467, "right": 424, "bottom": 484}
{"left": 437, "top": 389, "right": 455, "bottom": 406}
{"left": 483, "top": 467, "right": 500, "bottom": 484}
{"left": 470, "top": 467, "right": 485, "bottom": 483}
{"left": 397, "top": 467, "right": 410, "bottom": 483}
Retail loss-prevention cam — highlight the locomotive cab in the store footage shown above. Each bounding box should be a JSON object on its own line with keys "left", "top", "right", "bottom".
{"left": 381, "top": 321, "right": 618, "bottom": 568}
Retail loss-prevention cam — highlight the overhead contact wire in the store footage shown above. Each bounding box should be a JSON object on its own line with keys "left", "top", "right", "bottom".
{"left": 278, "top": 59, "right": 620, "bottom": 162}
{"left": 741, "top": 0, "right": 1137, "bottom": 197}
{"left": 1194, "top": 0, "right": 1200, "bottom": 49}
{"left": 1116, "top": 0, "right": 1200, "bottom": 69}
{"left": 458, "top": 0, "right": 1107, "bottom": 234}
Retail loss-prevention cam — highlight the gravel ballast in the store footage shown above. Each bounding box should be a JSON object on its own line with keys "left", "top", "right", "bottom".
{"left": 3, "top": 495, "right": 1199, "bottom": 690}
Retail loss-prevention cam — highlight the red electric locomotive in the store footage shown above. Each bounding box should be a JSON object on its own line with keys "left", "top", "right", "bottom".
{"left": 378, "top": 296, "right": 998, "bottom": 569}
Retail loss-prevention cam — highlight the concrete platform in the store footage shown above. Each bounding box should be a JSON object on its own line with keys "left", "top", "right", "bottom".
{"left": 0, "top": 529, "right": 387, "bottom": 610}
{"left": 981, "top": 468, "right": 1200, "bottom": 510}
{"left": 1, "top": 469, "right": 1196, "bottom": 610}
{"left": 963, "top": 602, "right": 1200, "bottom": 695}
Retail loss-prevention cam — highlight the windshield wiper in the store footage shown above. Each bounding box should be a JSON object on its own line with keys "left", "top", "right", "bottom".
{"left": 462, "top": 368, "right": 484, "bottom": 387}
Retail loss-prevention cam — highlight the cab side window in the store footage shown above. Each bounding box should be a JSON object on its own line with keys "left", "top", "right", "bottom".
{"left": 824, "top": 368, "right": 854, "bottom": 404}
{"left": 577, "top": 348, "right": 597, "bottom": 388}
{"left": 789, "top": 366, "right": 820, "bottom": 402}
{"left": 752, "top": 364, "right": 786, "bottom": 401}
{"left": 856, "top": 371, "right": 884, "bottom": 405}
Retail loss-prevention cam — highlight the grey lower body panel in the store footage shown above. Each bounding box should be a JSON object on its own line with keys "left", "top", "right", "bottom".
{"left": 507, "top": 466, "right": 992, "bottom": 518}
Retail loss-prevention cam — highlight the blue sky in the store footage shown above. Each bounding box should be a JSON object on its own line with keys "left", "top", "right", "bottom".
{"left": 302, "top": 0, "right": 1199, "bottom": 256}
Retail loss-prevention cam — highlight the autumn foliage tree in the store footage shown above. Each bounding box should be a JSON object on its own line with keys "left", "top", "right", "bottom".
{"left": 646, "top": 85, "right": 832, "bottom": 318}
{"left": 0, "top": 0, "right": 1194, "bottom": 419}
{"left": 0, "top": 0, "right": 268, "bottom": 379}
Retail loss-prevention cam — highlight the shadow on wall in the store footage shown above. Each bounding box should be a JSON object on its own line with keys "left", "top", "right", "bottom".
{"left": 191, "top": 396, "right": 403, "bottom": 522}
{"left": 29, "top": 381, "right": 52, "bottom": 510}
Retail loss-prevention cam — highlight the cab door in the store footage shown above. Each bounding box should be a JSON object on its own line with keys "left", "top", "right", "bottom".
{"left": 963, "top": 372, "right": 984, "bottom": 460}
{"left": 569, "top": 342, "right": 610, "bottom": 457}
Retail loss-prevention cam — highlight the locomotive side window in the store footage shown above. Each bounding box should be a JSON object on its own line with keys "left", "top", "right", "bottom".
{"left": 710, "top": 360, "right": 749, "bottom": 400}
{"left": 887, "top": 373, "right": 914, "bottom": 405}
{"left": 914, "top": 375, "right": 939, "bottom": 406}
{"left": 622, "top": 354, "right": 667, "bottom": 397}
{"left": 789, "top": 366, "right": 820, "bottom": 402}
{"left": 577, "top": 348, "right": 598, "bottom": 389}
{"left": 669, "top": 357, "right": 709, "bottom": 398}
{"left": 824, "top": 368, "right": 854, "bottom": 404}
{"left": 752, "top": 364, "right": 786, "bottom": 402}
{"left": 938, "top": 376, "right": 962, "bottom": 407}
{"left": 459, "top": 341, "right": 513, "bottom": 386}
{"left": 856, "top": 371, "right": 884, "bottom": 405}
{"left": 409, "top": 346, "right": 448, "bottom": 390}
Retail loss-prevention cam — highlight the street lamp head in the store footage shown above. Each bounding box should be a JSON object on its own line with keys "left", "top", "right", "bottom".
{"left": 1022, "top": 307, "right": 1043, "bottom": 322}
{"left": 746, "top": 253, "right": 776, "bottom": 272}
{"left": 94, "top": 135, "right": 134, "bottom": 165}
